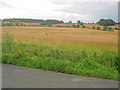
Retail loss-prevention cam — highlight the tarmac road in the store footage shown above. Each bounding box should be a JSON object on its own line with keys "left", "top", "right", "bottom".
{"left": 2, "top": 64, "right": 118, "bottom": 88}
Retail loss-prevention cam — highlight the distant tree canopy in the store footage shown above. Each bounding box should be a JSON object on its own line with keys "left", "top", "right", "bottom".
{"left": 82, "top": 25, "right": 85, "bottom": 28}
{"left": 92, "top": 26, "right": 95, "bottom": 29}
{"left": 77, "top": 20, "right": 83, "bottom": 26}
{"left": 97, "top": 26, "right": 101, "bottom": 30}
{"left": 77, "top": 20, "right": 80, "bottom": 24}
{"left": 97, "top": 19, "right": 115, "bottom": 26}
{"left": 3, "top": 18, "right": 64, "bottom": 26}
{"left": 40, "top": 20, "right": 64, "bottom": 25}
{"left": 68, "top": 21, "right": 72, "bottom": 23}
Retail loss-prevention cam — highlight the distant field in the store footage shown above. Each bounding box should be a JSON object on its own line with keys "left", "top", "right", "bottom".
{"left": 52, "top": 23, "right": 78, "bottom": 27}
{"left": 2, "top": 26, "right": 118, "bottom": 51}
{"left": 84, "top": 24, "right": 119, "bottom": 29}
{"left": 52, "top": 23, "right": 119, "bottom": 30}
{"left": 20, "top": 22, "right": 41, "bottom": 26}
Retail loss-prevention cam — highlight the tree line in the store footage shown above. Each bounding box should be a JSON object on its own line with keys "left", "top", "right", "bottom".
{"left": 2, "top": 18, "right": 118, "bottom": 30}
{"left": 2, "top": 18, "right": 64, "bottom": 26}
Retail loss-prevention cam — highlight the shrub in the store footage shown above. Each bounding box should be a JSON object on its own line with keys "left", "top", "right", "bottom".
{"left": 80, "top": 22, "right": 84, "bottom": 26}
{"left": 77, "top": 20, "right": 83, "bottom": 26}
{"left": 115, "top": 27, "right": 118, "bottom": 30}
{"left": 97, "top": 26, "right": 100, "bottom": 30}
{"left": 93, "top": 26, "right": 95, "bottom": 29}
{"left": 20, "top": 23, "right": 23, "bottom": 26}
{"left": 77, "top": 24, "right": 79, "bottom": 28}
{"left": 108, "top": 27, "right": 112, "bottom": 31}
{"left": 82, "top": 26, "right": 85, "bottom": 28}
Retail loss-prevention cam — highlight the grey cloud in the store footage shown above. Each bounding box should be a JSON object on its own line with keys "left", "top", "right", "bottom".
{"left": 0, "top": 0, "right": 13, "bottom": 8}
{"left": 47, "top": 0, "right": 67, "bottom": 5}
{"left": 54, "top": 2, "right": 118, "bottom": 22}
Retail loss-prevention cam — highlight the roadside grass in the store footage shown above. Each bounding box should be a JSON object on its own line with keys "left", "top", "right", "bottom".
{"left": 2, "top": 33, "right": 119, "bottom": 80}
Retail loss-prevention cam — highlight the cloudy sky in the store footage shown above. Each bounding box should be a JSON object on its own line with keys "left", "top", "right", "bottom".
{"left": 0, "top": 0, "right": 119, "bottom": 23}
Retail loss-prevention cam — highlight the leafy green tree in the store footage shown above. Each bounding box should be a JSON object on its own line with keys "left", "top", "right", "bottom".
{"left": 115, "top": 27, "right": 118, "bottom": 30}
{"left": 97, "top": 19, "right": 115, "bottom": 26}
{"left": 68, "top": 21, "right": 72, "bottom": 23}
{"left": 82, "top": 26, "right": 85, "bottom": 28}
{"left": 77, "top": 20, "right": 80, "bottom": 24}
{"left": 80, "top": 22, "right": 83, "bottom": 26}
{"left": 97, "top": 26, "right": 100, "bottom": 30}
{"left": 77, "top": 24, "right": 79, "bottom": 28}
{"left": 108, "top": 27, "right": 112, "bottom": 31}
{"left": 77, "top": 20, "right": 83, "bottom": 26}
{"left": 92, "top": 26, "right": 95, "bottom": 29}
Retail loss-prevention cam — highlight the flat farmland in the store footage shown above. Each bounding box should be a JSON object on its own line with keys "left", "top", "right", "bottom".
{"left": 52, "top": 23, "right": 78, "bottom": 27}
{"left": 2, "top": 26, "right": 119, "bottom": 80}
{"left": 2, "top": 26, "right": 118, "bottom": 51}
{"left": 20, "top": 22, "right": 41, "bottom": 26}
{"left": 84, "top": 24, "right": 119, "bottom": 29}
{"left": 52, "top": 23, "right": 119, "bottom": 30}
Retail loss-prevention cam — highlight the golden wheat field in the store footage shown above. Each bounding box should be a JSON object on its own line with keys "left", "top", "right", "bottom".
{"left": 52, "top": 23, "right": 78, "bottom": 27}
{"left": 20, "top": 22, "right": 41, "bottom": 26}
{"left": 2, "top": 26, "right": 118, "bottom": 51}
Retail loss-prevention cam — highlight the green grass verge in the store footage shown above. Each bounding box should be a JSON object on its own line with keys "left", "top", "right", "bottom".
{"left": 2, "top": 41, "right": 119, "bottom": 80}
